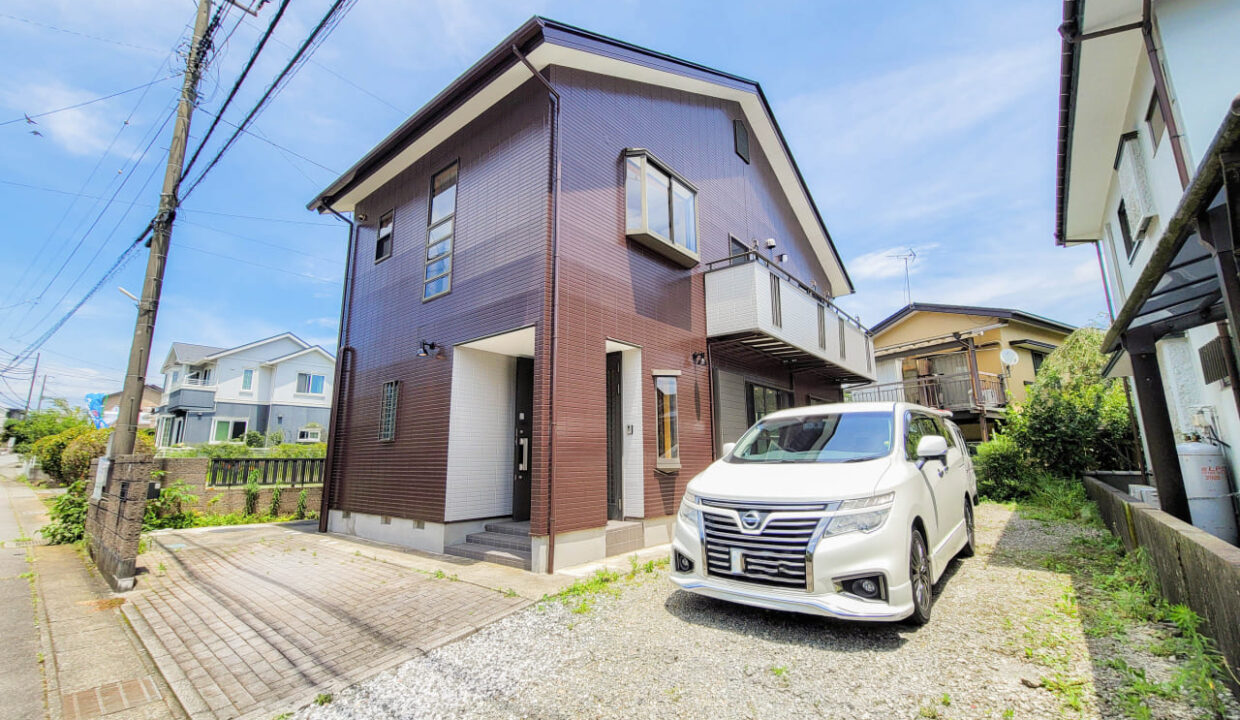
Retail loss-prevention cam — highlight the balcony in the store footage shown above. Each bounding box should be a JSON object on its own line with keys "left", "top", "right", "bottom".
{"left": 160, "top": 386, "right": 216, "bottom": 413}
{"left": 847, "top": 372, "right": 1006, "bottom": 413}
{"left": 703, "top": 254, "right": 875, "bottom": 383}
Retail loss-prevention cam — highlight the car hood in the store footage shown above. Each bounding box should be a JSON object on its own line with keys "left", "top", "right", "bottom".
{"left": 686, "top": 455, "right": 896, "bottom": 504}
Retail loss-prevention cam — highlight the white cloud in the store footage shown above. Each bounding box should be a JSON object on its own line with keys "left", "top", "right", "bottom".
{"left": 847, "top": 244, "right": 939, "bottom": 281}
{"left": 1, "top": 79, "right": 117, "bottom": 155}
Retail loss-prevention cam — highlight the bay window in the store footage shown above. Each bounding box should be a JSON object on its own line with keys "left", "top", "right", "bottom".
{"left": 624, "top": 149, "right": 699, "bottom": 267}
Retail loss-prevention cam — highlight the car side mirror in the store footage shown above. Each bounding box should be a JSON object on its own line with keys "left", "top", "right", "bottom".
{"left": 915, "top": 435, "right": 948, "bottom": 469}
{"left": 721, "top": 442, "right": 736, "bottom": 456}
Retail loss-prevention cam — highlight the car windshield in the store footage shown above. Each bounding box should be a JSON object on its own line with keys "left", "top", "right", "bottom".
{"left": 727, "top": 412, "right": 894, "bottom": 464}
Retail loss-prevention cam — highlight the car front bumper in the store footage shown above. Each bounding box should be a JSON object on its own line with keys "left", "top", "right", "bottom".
{"left": 670, "top": 509, "right": 915, "bottom": 622}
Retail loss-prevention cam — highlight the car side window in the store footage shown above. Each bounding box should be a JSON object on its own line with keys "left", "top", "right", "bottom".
{"left": 905, "top": 413, "right": 937, "bottom": 459}
{"left": 933, "top": 417, "right": 956, "bottom": 449}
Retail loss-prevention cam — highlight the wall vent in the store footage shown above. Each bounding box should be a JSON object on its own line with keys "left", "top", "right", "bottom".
{"left": 1199, "top": 336, "right": 1231, "bottom": 385}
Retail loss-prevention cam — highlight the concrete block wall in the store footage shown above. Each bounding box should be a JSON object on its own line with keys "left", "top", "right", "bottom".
{"left": 155, "top": 457, "right": 321, "bottom": 516}
{"left": 1085, "top": 477, "right": 1240, "bottom": 692}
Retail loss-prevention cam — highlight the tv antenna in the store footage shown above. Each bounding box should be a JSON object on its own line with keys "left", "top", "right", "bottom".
{"left": 888, "top": 248, "right": 917, "bottom": 305}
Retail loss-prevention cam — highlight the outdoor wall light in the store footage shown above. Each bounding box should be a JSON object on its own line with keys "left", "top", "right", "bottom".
{"left": 417, "top": 340, "right": 440, "bottom": 358}
{"left": 691, "top": 351, "right": 707, "bottom": 366}
{"left": 776, "top": 253, "right": 789, "bottom": 263}
{"left": 355, "top": 212, "right": 368, "bottom": 222}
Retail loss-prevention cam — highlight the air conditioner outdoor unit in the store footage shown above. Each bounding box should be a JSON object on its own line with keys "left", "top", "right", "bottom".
{"left": 1117, "top": 136, "right": 1157, "bottom": 236}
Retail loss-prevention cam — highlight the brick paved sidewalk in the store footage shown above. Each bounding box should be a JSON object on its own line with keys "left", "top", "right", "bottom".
{"left": 123, "top": 523, "right": 531, "bottom": 720}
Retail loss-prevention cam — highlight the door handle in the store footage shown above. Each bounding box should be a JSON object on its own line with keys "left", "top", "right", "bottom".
{"left": 937, "top": 466, "right": 947, "bottom": 478}
{"left": 518, "top": 437, "right": 529, "bottom": 472}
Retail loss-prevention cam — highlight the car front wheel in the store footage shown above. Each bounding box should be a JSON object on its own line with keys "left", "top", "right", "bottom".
{"left": 907, "top": 527, "right": 933, "bottom": 625}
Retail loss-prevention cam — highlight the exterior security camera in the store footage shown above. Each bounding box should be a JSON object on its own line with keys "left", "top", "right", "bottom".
{"left": 355, "top": 212, "right": 369, "bottom": 222}
{"left": 764, "top": 238, "right": 777, "bottom": 249}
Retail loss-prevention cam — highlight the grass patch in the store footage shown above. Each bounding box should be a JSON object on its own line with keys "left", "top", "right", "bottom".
{"left": 313, "top": 692, "right": 332, "bottom": 706}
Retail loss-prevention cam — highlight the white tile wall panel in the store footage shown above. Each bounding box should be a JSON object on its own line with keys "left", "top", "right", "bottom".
{"left": 444, "top": 347, "right": 517, "bottom": 521}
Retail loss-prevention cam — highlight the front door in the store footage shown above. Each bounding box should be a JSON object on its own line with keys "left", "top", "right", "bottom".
{"left": 512, "top": 357, "right": 533, "bottom": 521}
{"left": 606, "top": 352, "right": 623, "bottom": 520}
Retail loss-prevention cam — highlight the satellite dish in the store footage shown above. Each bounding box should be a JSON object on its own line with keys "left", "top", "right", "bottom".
{"left": 1000, "top": 348, "right": 1020, "bottom": 366}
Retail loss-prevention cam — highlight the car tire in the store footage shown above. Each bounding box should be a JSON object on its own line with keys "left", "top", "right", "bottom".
{"left": 907, "top": 527, "right": 933, "bottom": 625}
{"left": 960, "top": 498, "right": 976, "bottom": 558}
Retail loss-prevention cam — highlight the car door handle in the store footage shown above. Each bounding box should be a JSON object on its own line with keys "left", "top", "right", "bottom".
{"left": 937, "top": 466, "right": 947, "bottom": 478}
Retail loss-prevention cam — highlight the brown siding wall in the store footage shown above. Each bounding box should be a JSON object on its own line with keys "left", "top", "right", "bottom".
{"left": 332, "top": 78, "right": 552, "bottom": 522}
{"left": 549, "top": 66, "right": 840, "bottom": 533}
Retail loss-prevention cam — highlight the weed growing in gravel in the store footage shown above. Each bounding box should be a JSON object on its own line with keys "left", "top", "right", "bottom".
{"left": 917, "top": 705, "right": 940, "bottom": 718}
{"left": 769, "top": 665, "right": 790, "bottom": 686}
{"left": 553, "top": 568, "right": 623, "bottom": 614}
{"left": 313, "top": 693, "right": 332, "bottom": 706}
{"left": 939, "top": 693, "right": 951, "bottom": 707}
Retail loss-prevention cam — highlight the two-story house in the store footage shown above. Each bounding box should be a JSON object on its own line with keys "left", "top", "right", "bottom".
{"left": 308, "top": 17, "right": 875, "bottom": 573}
{"left": 153, "top": 333, "right": 335, "bottom": 447}
{"left": 1055, "top": 0, "right": 1240, "bottom": 522}
{"left": 849, "top": 303, "right": 1075, "bottom": 443}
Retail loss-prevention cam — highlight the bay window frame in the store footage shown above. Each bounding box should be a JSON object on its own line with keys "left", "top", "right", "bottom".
{"left": 623, "top": 148, "right": 700, "bottom": 268}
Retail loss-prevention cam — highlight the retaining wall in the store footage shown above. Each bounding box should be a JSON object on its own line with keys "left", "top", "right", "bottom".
{"left": 149, "top": 457, "right": 321, "bottom": 516}
{"left": 1085, "top": 476, "right": 1240, "bottom": 691}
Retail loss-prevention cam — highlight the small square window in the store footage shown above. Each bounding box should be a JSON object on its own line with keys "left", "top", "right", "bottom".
{"left": 376, "top": 211, "right": 393, "bottom": 262}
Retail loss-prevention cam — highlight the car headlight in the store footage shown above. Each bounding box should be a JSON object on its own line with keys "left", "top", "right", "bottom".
{"left": 823, "top": 492, "right": 894, "bottom": 536}
{"left": 679, "top": 494, "right": 699, "bottom": 524}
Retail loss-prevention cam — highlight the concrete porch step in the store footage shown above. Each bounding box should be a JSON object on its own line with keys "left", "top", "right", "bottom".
{"left": 443, "top": 542, "right": 531, "bottom": 570}
{"left": 484, "top": 520, "right": 531, "bottom": 537}
{"left": 464, "top": 530, "right": 532, "bottom": 552}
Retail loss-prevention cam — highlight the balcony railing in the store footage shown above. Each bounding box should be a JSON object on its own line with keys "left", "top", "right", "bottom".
{"left": 703, "top": 253, "right": 875, "bottom": 382}
{"left": 848, "top": 372, "right": 1006, "bottom": 412}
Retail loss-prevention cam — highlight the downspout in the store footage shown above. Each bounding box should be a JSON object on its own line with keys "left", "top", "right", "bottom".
{"left": 318, "top": 205, "right": 356, "bottom": 533}
{"left": 512, "top": 43, "right": 562, "bottom": 573}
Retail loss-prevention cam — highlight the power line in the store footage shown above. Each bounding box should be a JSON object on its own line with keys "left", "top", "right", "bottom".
{"left": 180, "top": 0, "right": 292, "bottom": 181}
{"left": 177, "top": 218, "right": 338, "bottom": 261}
{"left": 0, "top": 74, "right": 180, "bottom": 126}
{"left": 190, "top": 105, "right": 337, "bottom": 174}
{"left": 0, "top": 180, "right": 338, "bottom": 226}
{"left": 179, "top": 0, "right": 355, "bottom": 203}
{"left": 175, "top": 241, "right": 341, "bottom": 284}
{"left": 0, "top": 12, "right": 168, "bottom": 54}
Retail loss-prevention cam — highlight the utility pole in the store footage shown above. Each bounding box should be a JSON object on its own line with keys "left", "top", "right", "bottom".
{"left": 22, "top": 353, "right": 39, "bottom": 418}
{"left": 36, "top": 376, "right": 47, "bottom": 411}
{"left": 109, "top": 0, "right": 213, "bottom": 458}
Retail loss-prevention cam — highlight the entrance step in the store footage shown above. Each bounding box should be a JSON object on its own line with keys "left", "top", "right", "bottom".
{"left": 605, "top": 520, "right": 644, "bottom": 557}
{"left": 443, "top": 518, "right": 533, "bottom": 570}
{"left": 443, "top": 542, "right": 531, "bottom": 570}
{"left": 463, "top": 530, "right": 532, "bottom": 552}
{"left": 485, "top": 520, "right": 531, "bottom": 537}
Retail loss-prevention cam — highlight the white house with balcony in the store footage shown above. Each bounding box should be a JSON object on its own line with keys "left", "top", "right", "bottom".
{"left": 1055, "top": 0, "right": 1240, "bottom": 522}
{"left": 154, "top": 333, "right": 335, "bottom": 447}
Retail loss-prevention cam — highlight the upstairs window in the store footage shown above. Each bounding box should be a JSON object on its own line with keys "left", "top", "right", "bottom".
{"left": 624, "top": 149, "right": 699, "bottom": 268}
{"left": 241, "top": 369, "right": 254, "bottom": 391}
{"left": 424, "top": 162, "right": 458, "bottom": 301}
{"left": 1146, "top": 93, "right": 1165, "bottom": 152}
{"left": 297, "top": 372, "right": 325, "bottom": 395}
{"left": 375, "top": 211, "right": 393, "bottom": 262}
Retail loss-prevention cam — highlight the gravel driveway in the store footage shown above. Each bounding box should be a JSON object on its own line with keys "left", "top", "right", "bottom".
{"left": 293, "top": 504, "right": 1233, "bottom": 720}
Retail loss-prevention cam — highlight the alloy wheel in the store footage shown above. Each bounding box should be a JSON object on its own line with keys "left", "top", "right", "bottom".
{"left": 908, "top": 528, "right": 933, "bottom": 625}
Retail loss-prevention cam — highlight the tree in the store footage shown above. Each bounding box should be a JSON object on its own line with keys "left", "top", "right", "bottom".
{"left": 2, "top": 402, "right": 90, "bottom": 455}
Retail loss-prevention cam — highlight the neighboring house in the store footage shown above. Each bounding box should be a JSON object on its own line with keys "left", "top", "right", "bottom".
{"left": 849, "top": 304, "right": 1075, "bottom": 442}
{"left": 308, "top": 17, "right": 875, "bottom": 573}
{"left": 102, "top": 384, "right": 163, "bottom": 428}
{"left": 1055, "top": 0, "right": 1240, "bottom": 520}
{"left": 153, "top": 333, "right": 335, "bottom": 447}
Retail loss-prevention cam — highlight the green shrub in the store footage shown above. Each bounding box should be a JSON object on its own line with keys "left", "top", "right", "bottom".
{"left": 268, "top": 485, "right": 283, "bottom": 517}
{"left": 40, "top": 481, "right": 88, "bottom": 545}
{"left": 295, "top": 488, "right": 308, "bottom": 520}
{"left": 1003, "top": 327, "right": 1139, "bottom": 476}
{"left": 31, "top": 425, "right": 91, "bottom": 483}
{"left": 244, "top": 470, "right": 260, "bottom": 517}
{"left": 61, "top": 428, "right": 155, "bottom": 482}
{"left": 2, "top": 403, "right": 91, "bottom": 455}
{"left": 244, "top": 430, "right": 265, "bottom": 448}
{"left": 161, "top": 442, "right": 253, "bottom": 459}
{"left": 266, "top": 430, "right": 284, "bottom": 447}
{"left": 144, "top": 480, "right": 200, "bottom": 531}
{"left": 974, "top": 434, "right": 1031, "bottom": 501}
{"left": 270, "top": 442, "right": 325, "bottom": 458}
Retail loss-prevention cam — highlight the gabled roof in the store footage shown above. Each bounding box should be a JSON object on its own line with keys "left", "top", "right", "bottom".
{"left": 200, "top": 332, "right": 310, "bottom": 362}
{"left": 308, "top": 16, "right": 854, "bottom": 295}
{"left": 260, "top": 345, "right": 336, "bottom": 366}
{"left": 870, "top": 303, "right": 1077, "bottom": 337}
{"left": 165, "top": 342, "right": 225, "bottom": 368}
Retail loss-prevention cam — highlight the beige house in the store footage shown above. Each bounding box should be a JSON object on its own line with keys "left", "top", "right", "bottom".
{"left": 850, "top": 303, "right": 1075, "bottom": 442}
{"left": 103, "top": 384, "right": 164, "bottom": 429}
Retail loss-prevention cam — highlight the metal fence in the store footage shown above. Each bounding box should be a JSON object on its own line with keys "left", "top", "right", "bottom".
{"left": 848, "top": 372, "right": 1006, "bottom": 411}
{"left": 207, "top": 457, "right": 324, "bottom": 487}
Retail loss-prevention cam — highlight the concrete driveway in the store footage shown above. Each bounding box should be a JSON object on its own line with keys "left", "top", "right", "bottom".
{"left": 124, "top": 521, "right": 563, "bottom": 720}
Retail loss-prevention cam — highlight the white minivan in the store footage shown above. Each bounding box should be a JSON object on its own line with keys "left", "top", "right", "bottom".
{"left": 670, "top": 402, "right": 976, "bottom": 624}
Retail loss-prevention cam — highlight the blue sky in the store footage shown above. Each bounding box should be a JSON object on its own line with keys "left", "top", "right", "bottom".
{"left": 0, "top": 0, "right": 1106, "bottom": 407}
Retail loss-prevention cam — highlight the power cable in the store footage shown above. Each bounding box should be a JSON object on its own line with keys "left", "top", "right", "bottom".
{"left": 190, "top": 105, "right": 337, "bottom": 174}
{"left": 179, "top": 0, "right": 355, "bottom": 204}
{"left": 0, "top": 12, "right": 167, "bottom": 54}
{"left": 180, "top": 0, "right": 292, "bottom": 181}
{"left": 0, "top": 75, "right": 180, "bottom": 126}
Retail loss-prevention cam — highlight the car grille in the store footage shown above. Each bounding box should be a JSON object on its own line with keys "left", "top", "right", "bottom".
{"left": 700, "top": 500, "right": 827, "bottom": 590}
